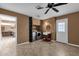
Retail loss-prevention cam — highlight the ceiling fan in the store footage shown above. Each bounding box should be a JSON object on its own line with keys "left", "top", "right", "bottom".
{"left": 36, "top": 3, "right": 68, "bottom": 14}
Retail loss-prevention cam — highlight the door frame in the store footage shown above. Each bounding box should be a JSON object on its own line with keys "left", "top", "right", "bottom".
{"left": 56, "top": 18, "right": 68, "bottom": 43}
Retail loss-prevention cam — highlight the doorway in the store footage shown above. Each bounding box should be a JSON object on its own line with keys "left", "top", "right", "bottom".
{"left": 56, "top": 18, "right": 68, "bottom": 43}
{"left": 0, "top": 14, "right": 17, "bottom": 48}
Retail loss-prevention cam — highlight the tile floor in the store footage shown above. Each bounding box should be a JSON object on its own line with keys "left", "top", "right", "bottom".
{"left": 0, "top": 38, "right": 79, "bottom": 56}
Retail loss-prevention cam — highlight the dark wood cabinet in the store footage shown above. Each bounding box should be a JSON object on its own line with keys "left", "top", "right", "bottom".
{"left": 42, "top": 34, "right": 51, "bottom": 42}
{"left": 2, "top": 31, "right": 14, "bottom": 37}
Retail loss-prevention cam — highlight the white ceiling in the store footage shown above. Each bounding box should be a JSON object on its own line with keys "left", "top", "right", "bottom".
{"left": 0, "top": 3, "right": 79, "bottom": 20}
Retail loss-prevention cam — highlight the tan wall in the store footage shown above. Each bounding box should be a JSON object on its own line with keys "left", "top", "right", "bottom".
{"left": 0, "top": 8, "right": 29, "bottom": 44}
{"left": 56, "top": 15, "right": 67, "bottom": 20}
{"left": 42, "top": 18, "right": 56, "bottom": 40}
{"left": 68, "top": 12, "right": 79, "bottom": 45}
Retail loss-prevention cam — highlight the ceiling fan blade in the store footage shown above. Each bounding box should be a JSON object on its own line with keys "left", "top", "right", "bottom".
{"left": 36, "top": 6, "right": 44, "bottom": 9}
{"left": 54, "top": 3, "right": 67, "bottom": 7}
{"left": 52, "top": 8, "right": 59, "bottom": 12}
{"left": 45, "top": 8, "right": 50, "bottom": 14}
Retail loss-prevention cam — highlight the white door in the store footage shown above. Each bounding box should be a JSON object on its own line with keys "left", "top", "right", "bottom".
{"left": 56, "top": 18, "right": 68, "bottom": 43}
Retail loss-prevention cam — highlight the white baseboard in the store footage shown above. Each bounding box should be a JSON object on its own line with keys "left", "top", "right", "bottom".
{"left": 17, "top": 42, "right": 29, "bottom": 46}
{"left": 56, "top": 40, "right": 79, "bottom": 47}
{"left": 17, "top": 40, "right": 79, "bottom": 48}
{"left": 67, "top": 43, "right": 79, "bottom": 47}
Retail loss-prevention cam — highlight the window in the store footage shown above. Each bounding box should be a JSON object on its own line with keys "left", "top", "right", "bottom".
{"left": 58, "top": 22, "right": 65, "bottom": 32}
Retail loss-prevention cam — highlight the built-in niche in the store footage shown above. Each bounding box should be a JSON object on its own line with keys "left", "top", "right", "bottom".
{"left": 32, "top": 18, "right": 42, "bottom": 41}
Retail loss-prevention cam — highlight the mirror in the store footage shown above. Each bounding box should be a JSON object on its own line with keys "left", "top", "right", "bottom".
{"left": 46, "top": 25, "right": 51, "bottom": 31}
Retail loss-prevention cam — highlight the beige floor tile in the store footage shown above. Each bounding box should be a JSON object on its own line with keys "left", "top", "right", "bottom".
{"left": 0, "top": 38, "right": 79, "bottom": 56}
